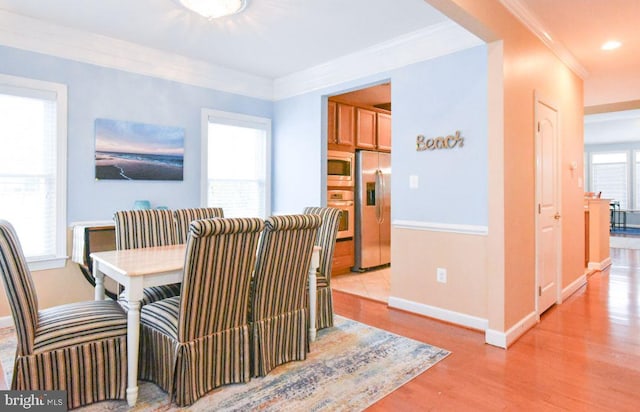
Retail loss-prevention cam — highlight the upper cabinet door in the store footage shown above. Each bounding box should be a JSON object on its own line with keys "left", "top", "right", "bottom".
{"left": 327, "top": 100, "right": 337, "bottom": 144}
{"left": 335, "top": 103, "right": 355, "bottom": 148}
{"left": 376, "top": 112, "right": 392, "bottom": 152}
{"left": 356, "top": 108, "right": 376, "bottom": 150}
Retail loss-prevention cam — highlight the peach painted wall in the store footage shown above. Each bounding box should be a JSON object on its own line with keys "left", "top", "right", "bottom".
{"left": 0, "top": 229, "right": 95, "bottom": 320}
{"left": 425, "top": 0, "right": 585, "bottom": 333}
{"left": 391, "top": 229, "right": 488, "bottom": 319}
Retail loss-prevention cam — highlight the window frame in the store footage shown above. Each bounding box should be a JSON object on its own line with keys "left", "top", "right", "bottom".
{"left": 589, "top": 150, "right": 629, "bottom": 208}
{"left": 633, "top": 150, "right": 640, "bottom": 210}
{"left": 200, "top": 109, "right": 272, "bottom": 217}
{"left": 0, "top": 73, "right": 67, "bottom": 271}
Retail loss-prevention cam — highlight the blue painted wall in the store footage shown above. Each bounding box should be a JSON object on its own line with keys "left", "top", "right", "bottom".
{"left": 272, "top": 94, "right": 324, "bottom": 213}
{"left": 0, "top": 45, "right": 272, "bottom": 222}
{"left": 392, "top": 45, "right": 488, "bottom": 225}
{"left": 1, "top": 43, "right": 487, "bottom": 226}
{"left": 273, "top": 44, "right": 488, "bottom": 226}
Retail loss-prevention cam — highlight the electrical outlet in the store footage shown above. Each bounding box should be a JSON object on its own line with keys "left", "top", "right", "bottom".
{"left": 437, "top": 267, "right": 447, "bottom": 283}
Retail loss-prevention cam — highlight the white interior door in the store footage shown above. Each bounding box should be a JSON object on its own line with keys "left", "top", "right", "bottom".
{"left": 535, "top": 97, "right": 561, "bottom": 315}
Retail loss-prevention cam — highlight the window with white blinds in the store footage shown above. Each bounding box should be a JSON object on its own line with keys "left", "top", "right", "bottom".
{"left": 634, "top": 151, "right": 640, "bottom": 210}
{"left": 0, "top": 74, "right": 67, "bottom": 270}
{"left": 202, "top": 110, "right": 271, "bottom": 218}
{"left": 591, "top": 152, "right": 628, "bottom": 208}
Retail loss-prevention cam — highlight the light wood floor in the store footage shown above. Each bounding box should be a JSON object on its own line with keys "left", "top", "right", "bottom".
{"left": 2, "top": 249, "right": 638, "bottom": 410}
{"left": 335, "top": 247, "right": 640, "bottom": 410}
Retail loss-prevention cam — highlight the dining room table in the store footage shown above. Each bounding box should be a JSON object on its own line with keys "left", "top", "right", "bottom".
{"left": 91, "top": 243, "right": 321, "bottom": 407}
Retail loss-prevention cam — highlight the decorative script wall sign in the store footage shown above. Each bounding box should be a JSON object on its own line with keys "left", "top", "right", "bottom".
{"left": 416, "top": 130, "right": 464, "bottom": 151}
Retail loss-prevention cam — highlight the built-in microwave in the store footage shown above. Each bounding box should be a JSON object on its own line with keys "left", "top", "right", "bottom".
{"left": 327, "top": 150, "right": 354, "bottom": 187}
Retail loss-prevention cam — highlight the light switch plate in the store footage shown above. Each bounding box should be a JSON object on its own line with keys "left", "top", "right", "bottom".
{"left": 409, "top": 175, "right": 419, "bottom": 189}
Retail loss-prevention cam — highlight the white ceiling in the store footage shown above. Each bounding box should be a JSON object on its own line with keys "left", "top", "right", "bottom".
{"left": 1, "top": 0, "right": 637, "bottom": 112}
{"left": 584, "top": 109, "right": 640, "bottom": 145}
{"left": 0, "top": 0, "right": 449, "bottom": 79}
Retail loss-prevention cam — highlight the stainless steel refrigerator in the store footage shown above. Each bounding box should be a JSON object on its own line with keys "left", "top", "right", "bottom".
{"left": 354, "top": 150, "right": 391, "bottom": 271}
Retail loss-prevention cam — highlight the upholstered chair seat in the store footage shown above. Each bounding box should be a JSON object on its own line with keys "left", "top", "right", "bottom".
{"left": 0, "top": 220, "right": 127, "bottom": 410}
{"left": 138, "top": 217, "right": 264, "bottom": 406}
{"left": 303, "top": 207, "right": 341, "bottom": 330}
{"left": 250, "top": 214, "right": 322, "bottom": 377}
{"left": 34, "top": 300, "right": 127, "bottom": 352}
{"left": 315, "top": 277, "right": 330, "bottom": 293}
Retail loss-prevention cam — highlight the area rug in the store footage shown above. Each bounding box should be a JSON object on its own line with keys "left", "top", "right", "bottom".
{"left": 0, "top": 316, "right": 450, "bottom": 411}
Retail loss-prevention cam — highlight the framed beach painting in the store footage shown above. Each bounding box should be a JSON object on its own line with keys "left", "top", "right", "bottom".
{"left": 95, "top": 118, "right": 184, "bottom": 181}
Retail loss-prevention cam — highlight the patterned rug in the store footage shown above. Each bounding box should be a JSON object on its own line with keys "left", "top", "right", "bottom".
{"left": 0, "top": 316, "right": 450, "bottom": 411}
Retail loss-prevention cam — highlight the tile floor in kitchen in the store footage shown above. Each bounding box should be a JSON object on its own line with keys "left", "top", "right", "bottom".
{"left": 331, "top": 266, "right": 390, "bottom": 303}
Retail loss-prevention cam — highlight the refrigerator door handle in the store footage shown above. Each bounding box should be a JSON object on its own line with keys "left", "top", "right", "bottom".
{"left": 375, "top": 169, "right": 383, "bottom": 224}
{"left": 379, "top": 169, "right": 385, "bottom": 223}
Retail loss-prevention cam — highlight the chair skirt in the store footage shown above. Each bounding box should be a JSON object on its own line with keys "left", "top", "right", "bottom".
{"left": 138, "top": 324, "right": 251, "bottom": 406}
{"left": 316, "top": 285, "right": 334, "bottom": 330}
{"left": 251, "top": 308, "right": 308, "bottom": 377}
{"left": 12, "top": 336, "right": 127, "bottom": 409}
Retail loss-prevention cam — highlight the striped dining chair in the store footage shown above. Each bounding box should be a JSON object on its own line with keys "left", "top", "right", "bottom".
{"left": 137, "top": 217, "right": 264, "bottom": 406}
{"left": 173, "top": 207, "right": 224, "bottom": 244}
{"left": 250, "top": 214, "right": 322, "bottom": 376}
{"left": 0, "top": 220, "right": 128, "bottom": 409}
{"left": 303, "top": 207, "right": 342, "bottom": 330}
{"left": 114, "top": 209, "right": 181, "bottom": 306}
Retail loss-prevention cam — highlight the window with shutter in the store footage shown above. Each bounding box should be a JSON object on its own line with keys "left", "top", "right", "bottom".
{"left": 201, "top": 110, "right": 271, "bottom": 218}
{"left": 0, "top": 74, "right": 67, "bottom": 270}
{"left": 591, "top": 152, "right": 628, "bottom": 209}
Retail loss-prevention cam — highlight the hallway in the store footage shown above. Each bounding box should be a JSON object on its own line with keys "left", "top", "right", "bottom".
{"left": 334, "top": 247, "right": 640, "bottom": 410}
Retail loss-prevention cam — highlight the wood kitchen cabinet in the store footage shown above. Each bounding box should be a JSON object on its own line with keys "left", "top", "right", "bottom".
{"left": 331, "top": 238, "right": 354, "bottom": 276}
{"left": 328, "top": 100, "right": 336, "bottom": 145}
{"left": 356, "top": 108, "right": 377, "bottom": 149}
{"left": 328, "top": 101, "right": 355, "bottom": 150}
{"left": 356, "top": 107, "right": 392, "bottom": 151}
{"left": 329, "top": 100, "right": 391, "bottom": 151}
{"left": 376, "top": 112, "right": 392, "bottom": 151}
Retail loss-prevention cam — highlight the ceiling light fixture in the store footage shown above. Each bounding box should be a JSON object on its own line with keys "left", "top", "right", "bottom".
{"left": 601, "top": 40, "right": 622, "bottom": 51}
{"left": 177, "top": 0, "right": 248, "bottom": 19}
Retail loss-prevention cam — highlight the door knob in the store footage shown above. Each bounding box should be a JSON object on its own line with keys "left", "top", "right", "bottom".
{"left": 554, "top": 213, "right": 561, "bottom": 220}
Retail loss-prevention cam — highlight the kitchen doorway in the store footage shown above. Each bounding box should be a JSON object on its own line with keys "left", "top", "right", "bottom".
{"left": 327, "top": 82, "right": 392, "bottom": 302}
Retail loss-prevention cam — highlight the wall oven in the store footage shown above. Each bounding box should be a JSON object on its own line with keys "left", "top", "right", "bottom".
{"left": 327, "top": 150, "right": 355, "bottom": 187}
{"left": 327, "top": 189, "right": 354, "bottom": 239}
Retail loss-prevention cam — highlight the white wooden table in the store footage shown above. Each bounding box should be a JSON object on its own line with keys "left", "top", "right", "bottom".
{"left": 91, "top": 244, "right": 320, "bottom": 407}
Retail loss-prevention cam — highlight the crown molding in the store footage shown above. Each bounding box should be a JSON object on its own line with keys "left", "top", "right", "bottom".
{"left": 0, "top": 10, "right": 484, "bottom": 103}
{"left": 273, "top": 21, "right": 483, "bottom": 101}
{"left": 499, "top": 0, "right": 589, "bottom": 79}
{"left": 0, "top": 10, "right": 273, "bottom": 100}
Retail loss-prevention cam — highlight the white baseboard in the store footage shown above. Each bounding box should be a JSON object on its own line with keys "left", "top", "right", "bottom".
{"left": 485, "top": 311, "right": 538, "bottom": 349}
{"left": 0, "top": 316, "right": 14, "bottom": 329}
{"left": 388, "top": 296, "right": 540, "bottom": 349}
{"left": 587, "top": 257, "right": 612, "bottom": 271}
{"left": 388, "top": 296, "right": 488, "bottom": 331}
{"left": 561, "top": 274, "right": 587, "bottom": 302}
